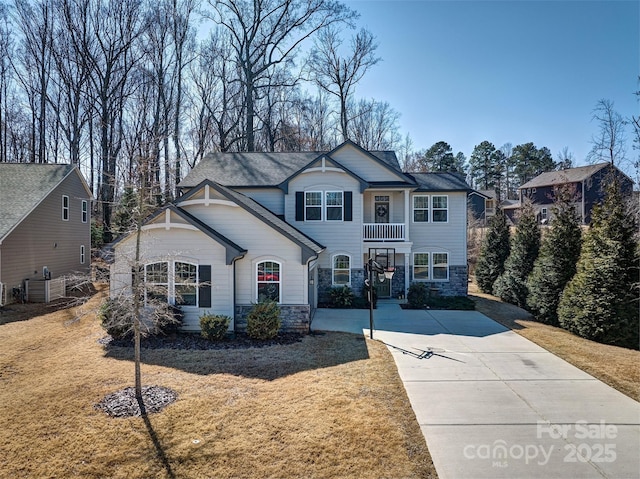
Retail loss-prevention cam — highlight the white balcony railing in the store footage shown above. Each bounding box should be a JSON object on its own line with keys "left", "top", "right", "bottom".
{"left": 363, "top": 223, "right": 405, "bottom": 241}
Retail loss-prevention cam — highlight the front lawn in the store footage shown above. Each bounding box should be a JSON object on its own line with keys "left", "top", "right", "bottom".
{"left": 0, "top": 287, "right": 436, "bottom": 478}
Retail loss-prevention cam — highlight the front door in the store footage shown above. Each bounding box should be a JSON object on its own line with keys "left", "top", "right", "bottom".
{"left": 374, "top": 195, "right": 390, "bottom": 224}
{"left": 369, "top": 248, "right": 394, "bottom": 298}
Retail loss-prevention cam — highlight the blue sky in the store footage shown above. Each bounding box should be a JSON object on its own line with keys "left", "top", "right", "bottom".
{"left": 345, "top": 0, "right": 639, "bottom": 167}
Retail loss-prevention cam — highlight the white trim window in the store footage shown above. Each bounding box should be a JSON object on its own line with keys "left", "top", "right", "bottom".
{"left": 413, "top": 252, "right": 449, "bottom": 281}
{"left": 80, "top": 245, "right": 85, "bottom": 265}
{"left": 145, "top": 262, "right": 169, "bottom": 303}
{"left": 332, "top": 254, "right": 351, "bottom": 285}
{"left": 325, "top": 191, "right": 343, "bottom": 221}
{"left": 413, "top": 195, "right": 429, "bottom": 222}
{"left": 62, "top": 195, "right": 69, "bottom": 221}
{"left": 432, "top": 253, "right": 449, "bottom": 280}
{"left": 174, "top": 262, "right": 197, "bottom": 306}
{"left": 305, "top": 192, "right": 322, "bottom": 221}
{"left": 257, "top": 261, "right": 281, "bottom": 303}
{"left": 81, "top": 200, "right": 88, "bottom": 223}
{"left": 541, "top": 207, "right": 548, "bottom": 221}
{"left": 413, "top": 253, "right": 429, "bottom": 280}
{"left": 432, "top": 196, "right": 448, "bottom": 222}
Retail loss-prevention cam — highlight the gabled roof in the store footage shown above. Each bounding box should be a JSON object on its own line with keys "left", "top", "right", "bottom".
{"left": 519, "top": 163, "right": 610, "bottom": 189}
{"left": 176, "top": 180, "right": 325, "bottom": 263}
{"left": 178, "top": 140, "right": 408, "bottom": 189}
{"left": 278, "top": 153, "right": 369, "bottom": 193}
{"left": 109, "top": 204, "right": 247, "bottom": 265}
{"left": 0, "top": 163, "right": 91, "bottom": 240}
{"left": 407, "top": 172, "right": 471, "bottom": 192}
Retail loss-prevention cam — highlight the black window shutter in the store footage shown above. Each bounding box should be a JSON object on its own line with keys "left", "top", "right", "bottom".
{"left": 344, "top": 191, "right": 353, "bottom": 221}
{"left": 295, "top": 192, "right": 304, "bottom": 221}
{"left": 199, "top": 265, "right": 212, "bottom": 308}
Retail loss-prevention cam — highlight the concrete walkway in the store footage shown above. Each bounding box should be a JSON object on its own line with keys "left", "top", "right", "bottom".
{"left": 311, "top": 302, "right": 640, "bottom": 479}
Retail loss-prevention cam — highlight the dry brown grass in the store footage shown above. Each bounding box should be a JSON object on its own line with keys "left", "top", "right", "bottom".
{"left": 0, "top": 287, "right": 435, "bottom": 479}
{"left": 469, "top": 283, "right": 640, "bottom": 402}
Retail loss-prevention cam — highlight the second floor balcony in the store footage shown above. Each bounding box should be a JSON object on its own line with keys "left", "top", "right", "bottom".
{"left": 363, "top": 223, "right": 405, "bottom": 241}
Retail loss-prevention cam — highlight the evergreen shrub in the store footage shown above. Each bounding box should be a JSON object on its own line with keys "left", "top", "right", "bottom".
{"left": 246, "top": 300, "right": 281, "bottom": 340}
{"left": 200, "top": 313, "right": 231, "bottom": 341}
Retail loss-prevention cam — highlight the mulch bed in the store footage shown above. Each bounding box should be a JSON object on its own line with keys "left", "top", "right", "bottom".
{"left": 94, "top": 386, "right": 178, "bottom": 418}
{"left": 99, "top": 331, "right": 304, "bottom": 350}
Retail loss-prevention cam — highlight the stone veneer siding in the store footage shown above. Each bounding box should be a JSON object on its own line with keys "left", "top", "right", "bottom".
{"left": 235, "top": 304, "right": 310, "bottom": 334}
{"left": 318, "top": 266, "right": 407, "bottom": 302}
{"left": 409, "top": 265, "right": 468, "bottom": 297}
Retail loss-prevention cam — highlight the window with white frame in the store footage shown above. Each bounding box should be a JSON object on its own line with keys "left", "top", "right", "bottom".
{"left": 325, "top": 191, "right": 343, "bottom": 221}
{"left": 432, "top": 253, "right": 449, "bottom": 280}
{"left": 257, "top": 261, "right": 281, "bottom": 302}
{"left": 413, "top": 252, "right": 449, "bottom": 281}
{"left": 413, "top": 253, "right": 429, "bottom": 280}
{"left": 413, "top": 195, "right": 429, "bottom": 222}
{"left": 174, "top": 262, "right": 197, "bottom": 306}
{"left": 541, "top": 208, "right": 548, "bottom": 221}
{"left": 145, "top": 262, "right": 169, "bottom": 302}
{"left": 80, "top": 245, "right": 85, "bottom": 264}
{"left": 332, "top": 254, "right": 351, "bottom": 285}
{"left": 305, "top": 192, "right": 322, "bottom": 221}
{"left": 62, "top": 195, "right": 69, "bottom": 221}
{"left": 432, "top": 196, "right": 448, "bottom": 222}
{"left": 81, "top": 200, "right": 88, "bottom": 223}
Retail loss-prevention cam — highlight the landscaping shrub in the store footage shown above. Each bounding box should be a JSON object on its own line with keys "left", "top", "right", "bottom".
{"left": 246, "top": 300, "right": 281, "bottom": 340}
{"left": 407, "top": 282, "right": 428, "bottom": 309}
{"left": 199, "top": 313, "right": 231, "bottom": 341}
{"left": 328, "top": 286, "right": 355, "bottom": 308}
{"left": 475, "top": 208, "right": 510, "bottom": 293}
{"left": 98, "top": 297, "right": 183, "bottom": 339}
{"left": 98, "top": 298, "right": 131, "bottom": 339}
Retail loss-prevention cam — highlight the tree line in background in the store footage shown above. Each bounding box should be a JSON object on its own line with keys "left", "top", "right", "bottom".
{"left": 0, "top": 0, "right": 637, "bottom": 245}
{"left": 474, "top": 176, "right": 639, "bottom": 350}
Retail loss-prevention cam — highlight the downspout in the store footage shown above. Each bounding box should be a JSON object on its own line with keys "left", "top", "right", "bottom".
{"left": 582, "top": 180, "right": 586, "bottom": 223}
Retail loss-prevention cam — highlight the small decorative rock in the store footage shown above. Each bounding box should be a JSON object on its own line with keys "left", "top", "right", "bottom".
{"left": 95, "top": 385, "right": 178, "bottom": 418}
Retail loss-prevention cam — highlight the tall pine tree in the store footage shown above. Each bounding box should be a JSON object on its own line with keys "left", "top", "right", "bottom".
{"left": 475, "top": 208, "right": 510, "bottom": 294}
{"left": 493, "top": 201, "right": 540, "bottom": 307}
{"left": 527, "top": 185, "right": 582, "bottom": 325}
{"left": 558, "top": 178, "right": 639, "bottom": 349}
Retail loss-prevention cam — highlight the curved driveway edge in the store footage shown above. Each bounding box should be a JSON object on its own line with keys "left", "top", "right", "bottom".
{"left": 311, "top": 304, "right": 640, "bottom": 479}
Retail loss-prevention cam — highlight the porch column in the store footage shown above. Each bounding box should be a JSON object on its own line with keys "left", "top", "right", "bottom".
{"left": 404, "top": 190, "right": 410, "bottom": 242}
{"left": 404, "top": 253, "right": 410, "bottom": 296}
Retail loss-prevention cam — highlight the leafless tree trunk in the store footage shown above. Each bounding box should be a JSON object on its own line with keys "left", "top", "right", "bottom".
{"left": 308, "top": 26, "right": 379, "bottom": 142}
{"left": 589, "top": 99, "right": 627, "bottom": 167}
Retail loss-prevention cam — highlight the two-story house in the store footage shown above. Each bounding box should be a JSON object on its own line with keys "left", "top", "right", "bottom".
{"left": 0, "top": 163, "right": 92, "bottom": 305}
{"left": 109, "top": 141, "right": 471, "bottom": 333}
{"left": 518, "top": 162, "right": 634, "bottom": 224}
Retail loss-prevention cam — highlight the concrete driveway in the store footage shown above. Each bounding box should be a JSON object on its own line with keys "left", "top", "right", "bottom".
{"left": 311, "top": 302, "right": 640, "bottom": 479}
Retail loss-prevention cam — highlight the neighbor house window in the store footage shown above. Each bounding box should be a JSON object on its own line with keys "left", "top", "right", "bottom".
{"left": 174, "top": 262, "right": 197, "bottom": 306}
{"left": 432, "top": 196, "right": 448, "bottom": 222}
{"left": 325, "top": 191, "right": 343, "bottom": 221}
{"left": 145, "top": 262, "right": 168, "bottom": 302}
{"left": 62, "top": 195, "right": 69, "bottom": 221}
{"left": 257, "top": 261, "right": 281, "bottom": 302}
{"left": 432, "top": 253, "right": 449, "bottom": 280}
{"left": 413, "top": 253, "right": 429, "bottom": 280}
{"left": 80, "top": 245, "right": 85, "bottom": 265}
{"left": 81, "top": 200, "right": 88, "bottom": 223}
{"left": 305, "top": 192, "right": 322, "bottom": 221}
{"left": 413, "top": 195, "right": 429, "bottom": 222}
{"left": 541, "top": 208, "right": 548, "bottom": 221}
{"left": 332, "top": 254, "right": 351, "bottom": 285}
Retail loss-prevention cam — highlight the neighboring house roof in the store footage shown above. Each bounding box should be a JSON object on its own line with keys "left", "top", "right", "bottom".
{"left": 469, "top": 190, "right": 491, "bottom": 199}
{"left": 0, "top": 163, "right": 91, "bottom": 241}
{"left": 518, "top": 163, "right": 610, "bottom": 189}
{"left": 178, "top": 140, "right": 406, "bottom": 189}
{"left": 176, "top": 180, "right": 325, "bottom": 263}
{"left": 477, "top": 189, "right": 497, "bottom": 199}
{"left": 407, "top": 172, "right": 472, "bottom": 192}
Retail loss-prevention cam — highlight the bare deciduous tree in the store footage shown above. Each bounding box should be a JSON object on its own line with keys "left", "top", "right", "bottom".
{"left": 588, "top": 99, "right": 627, "bottom": 167}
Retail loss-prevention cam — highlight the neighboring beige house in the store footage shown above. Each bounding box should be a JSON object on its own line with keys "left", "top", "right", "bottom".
{"left": 109, "top": 140, "right": 472, "bottom": 333}
{"left": 0, "top": 164, "right": 92, "bottom": 305}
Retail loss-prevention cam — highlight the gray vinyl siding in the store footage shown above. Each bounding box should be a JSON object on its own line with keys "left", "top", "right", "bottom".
{"left": 409, "top": 191, "right": 467, "bottom": 265}
{"left": 181, "top": 203, "right": 307, "bottom": 305}
{"left": 111, "top": 227, "right": 233, "bottom": 331}
{"left": 363, "top": 190, "right": 407, "bottom": 223}
{"left": 332, "top": 143, "right": 406, "bottom": 183}
{"left": 285, "top": 171, "right": 363, "bottom": 269}
{"left": 0, "top": 171, "right": 91, "bottom": 297}
{"left": 237, "top": 188, "right": 284, "bottom": 215}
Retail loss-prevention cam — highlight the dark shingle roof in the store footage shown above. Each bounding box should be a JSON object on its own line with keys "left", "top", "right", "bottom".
{"left": 0, "top": 163, "right": 75, "bottom": 239}
{"left": 178, "top": 148, "right": 403, "bottom": 189}
{"left": 407, "top": 172, "right": 471, "bottom": 192}
{"left": 519, "top": 163, "right": 610, "bottom": 189}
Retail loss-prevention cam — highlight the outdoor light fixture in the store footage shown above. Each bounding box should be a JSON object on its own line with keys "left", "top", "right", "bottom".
{"left": 365, "top": 257, "right": 394, "bottom": 340}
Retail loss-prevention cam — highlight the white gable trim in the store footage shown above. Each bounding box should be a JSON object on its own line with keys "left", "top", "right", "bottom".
{"left": 178, "top": 184, "right": 240, "bottom": 208}
{"left": 141, "top": 209, "right": 200, "bottom": 232}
